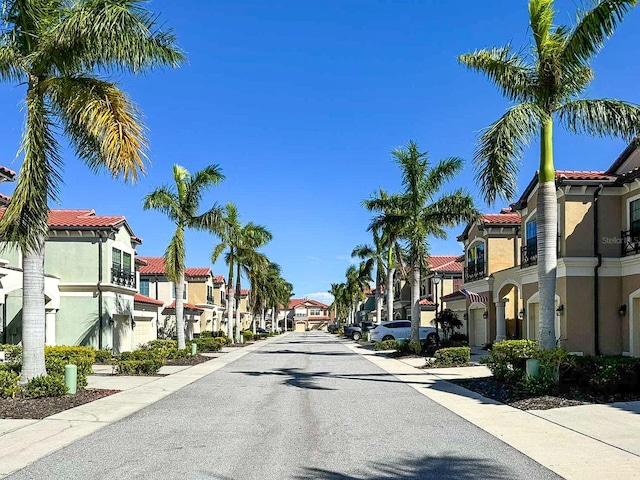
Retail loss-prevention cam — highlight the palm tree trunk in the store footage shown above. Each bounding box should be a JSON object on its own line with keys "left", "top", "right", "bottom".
{"left": 20, "top": 242, "right": 47, "bottom": 384}
{"left": 410, "top": 258, "right": 421, "bottom": 343}
{"left": 227, "top": 271, "right": 234, "bottom": 341}
{"left": 387, "top": 268, "right": 395, "bottom": 322}
{"left": 235, "top": 265, "right": 241, "bottom": 343}
{"left": 175, "top": 271, "right": 186, "bottom": 350}
{"left": 261, "top": 307, "right": 265, "bottom": 329}
{"left": 375, "top": 272, "right": 382, "bottom": 324}
{"left": 538, "top": 117, "right": 557, "bottom": 350}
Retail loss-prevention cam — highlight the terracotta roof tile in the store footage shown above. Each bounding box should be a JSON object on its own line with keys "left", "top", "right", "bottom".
{"left": 134, "top": 293, "right": 164, "bottom": 306}
{"left": 163, "top": 300, "right": 203, "bottom": 312}
{"left": 213, "top": 275, "right": 225, "bottom": 283}
{"left": 427, "top": 255, "right": 463, "bottom": 273}
{"left": 138, "top": 257, "right": 166, "bottom": 275}
{"left": 289, "top": 298, "right": 329, "bottom": 309}
{"left": 481, "top": 213, "right": 521, "bottom": 225}
{"left": 419, "top": 298, "right": 435, "bottom": 306}
{"left": 0, "top": 165, "right": 16, "bottom": 180}
{"left": 185, "top": 267, "right": 212, "bottom": 277}
{"left": 555, "top": 170, "right": 612, "bottom": 180}
{"left": 441, "top": 290, "right": 466, "bottom": 301}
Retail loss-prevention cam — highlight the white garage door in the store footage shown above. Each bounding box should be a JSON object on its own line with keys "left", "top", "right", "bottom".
{"left": 133, "top": 317, "right": 155, "bottom": 349}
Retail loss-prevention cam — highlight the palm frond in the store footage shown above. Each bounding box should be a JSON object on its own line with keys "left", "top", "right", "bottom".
{"left": 0, "top": 91, "right": 61, "bottom": 252}
{"left": 189, "top": 203, "right": 225, "bottom": 234}
{"left": 557, "top": 99, "right": 640, "bottom": 141}
{"left": 164, "top": 224, "right": 184, "bottom": 283}
{"left": 185, "top": 164, "right": 225, "bottom": 209}
{"left": 423, "top": 189, "right": 481, "bottom": 230}
{"left": 142, "top": 186, "right": 180, "bottom": 221}
{"left": 458, "top": 46, "right": 535, "bottom": 102}
{"left": 46, "top": 76, "right": 147, "bottom": 182}
{"left": 475, "top": 102, "right": 546, "bottom": 203}
{"left": 424, "top": 157, "right": 464, "bottom": 197}
{"left": 48, "top": 0, "right": 185, "bottom": 74}
{"left": 562, "top": 0, "right": 637, "bottom": 68}
{"left": 211, "top": 242, "right": 227, "bottom": 264}
{"left": 529, "top": 0, "right": 555, "bottom": 55}
{"left": 351, "top": 244, "right": 374, "bottom": 259}
{"left": 0, "top": 37, "right": 24, "bottom": 82}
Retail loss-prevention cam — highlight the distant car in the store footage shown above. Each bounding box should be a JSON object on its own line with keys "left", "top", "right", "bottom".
{"left": 327, "top": 324, "right": 340, "bottom": 333}
{"left": 344, "top": 322, "right": 375, "bottom": 341}
{"left": 255, "top": 328, "right": 268, "bottom": 335}
{"left": 370, "top": 320, "right": 438, "bottom": 344}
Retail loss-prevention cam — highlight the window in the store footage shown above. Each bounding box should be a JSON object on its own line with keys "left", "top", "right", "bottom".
{"left": 112, "top": 248, "right": 122, "bottom": 270}
{"left": 207, "top": 285, "right": 214, "bottom": 303}
{"left": 111, "top": 248, "right": 135, "bottom": 288}
{"left": 526, "top": 220, "right": 537, "bottom": 247}
{"left": 631, "top": 199, "right": 640, "bottom": 237}
{"left": 309, "top": 308, "right": 322, "bottom": 316}
{"left": 140, "top": 279, "right": 150, "bottom": 296}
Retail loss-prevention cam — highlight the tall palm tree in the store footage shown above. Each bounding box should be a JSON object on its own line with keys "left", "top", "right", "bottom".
{"left": 272, "top": 276, "right": 293, "bottom": 331}
{"left": 329, "top": 282, "right": 348, "bottom": 325}
{"left": 144, "top": 165, "right": 225, "bottom": 350}
{"left": 249, "top": 261, "right": 281, "bottom": 330}
{"left": 369, "top": 141, "right": 478, "bottom": 343}
{"left": 459, "top": 0, "right": 640, "bottom": 349}
{"left": 345, "top": 260, "right": 373, "bottom": 324}
{"left": 363, "top": 188, "right": 408, "bottom": 323}
{"left": 352, "top": 228, "right": 386, "bottom": 325}
{"left": 212, "top": 205, "right": 272, "bottom": 342}
{"left": 0, "top": 0, "right": 183, "bottom": 381}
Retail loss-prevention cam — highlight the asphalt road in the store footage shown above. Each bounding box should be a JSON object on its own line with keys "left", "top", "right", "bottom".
{"left": 8, "top": 332, "right": 560, "bottom": 479}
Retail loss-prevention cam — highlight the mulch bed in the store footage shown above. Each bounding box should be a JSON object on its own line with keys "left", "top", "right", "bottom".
{"left": 164, "top": 355, "right": 213, "bottom": 366}
{"left": 453, "top": 377, "right": 640, "bottom": 410}
{"left": 0, "top": 389, "right": 120, "bottom": 420}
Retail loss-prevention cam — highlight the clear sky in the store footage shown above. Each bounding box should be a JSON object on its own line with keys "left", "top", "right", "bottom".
{"left": 1, "top": 1, "right": 639, "bottom": 304}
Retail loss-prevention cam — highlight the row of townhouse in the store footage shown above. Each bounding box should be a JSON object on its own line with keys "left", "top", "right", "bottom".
{"left": 0, "top": 170, "right": 254, "bottom": 352}
{"left": 441, "top": 139, "right": 640, "bottom": 356}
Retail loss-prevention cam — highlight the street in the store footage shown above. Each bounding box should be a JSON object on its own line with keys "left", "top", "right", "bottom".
{"left": 8, "top": 332, "right": 559, "bottom": 479}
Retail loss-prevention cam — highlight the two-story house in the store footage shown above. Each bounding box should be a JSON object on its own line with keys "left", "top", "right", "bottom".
{"left": 0, "top": 208, "right": 147, "bottom": 353}
{"left": 138, "top": 257, "right": 221, "bottom": 339}
{"left": 391, "top": 255, "right": 463, "bottom": 326}
{"left": 287, "top": 299, "right": 331, "bottom": 331}
{"left": 450, "top": 138, "right": 640, "bottom": 356}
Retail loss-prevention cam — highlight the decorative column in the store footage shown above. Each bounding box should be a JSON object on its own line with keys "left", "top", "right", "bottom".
{"left": 45, "top": 309, "right": 57, "bottom": 346}
{"left": 495, "top": 300, "right": 506, "bottom": 342}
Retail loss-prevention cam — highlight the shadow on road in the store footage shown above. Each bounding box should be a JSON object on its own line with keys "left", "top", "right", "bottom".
{"left": 255, "top": 349, "right": 355, "bottom": 357}
{"left": 293, "top": 454, "right": 522, "bottom": 479}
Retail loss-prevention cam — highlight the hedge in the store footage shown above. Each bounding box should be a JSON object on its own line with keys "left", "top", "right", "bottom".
{"left": 44, "top": 346, "right": 96, "bottom": 388}
{"left": 0, "top": 370, "right": 20, "bottom": 398}
{"left": 433, "top": 347, "right": 470, "bottom": 367}
{"left": 374, "top": 340, "right": 399, "bottom": 351}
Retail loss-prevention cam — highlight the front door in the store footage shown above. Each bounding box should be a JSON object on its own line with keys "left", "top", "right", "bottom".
{"left": 472, "top": 309, "right": 486, "bottom": 346}
{"left": 112, "top": 315, "right": 132, "bottom": 354}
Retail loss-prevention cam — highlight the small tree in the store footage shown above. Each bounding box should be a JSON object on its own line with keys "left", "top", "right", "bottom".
{"left": 434, "top": 309, "right": 463, "bottom": 341}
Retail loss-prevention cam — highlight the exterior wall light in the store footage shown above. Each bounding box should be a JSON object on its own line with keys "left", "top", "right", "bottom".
{"left": 556, "top": 304, "right": 564, "bottom": 315}
{"left": 518, "top": 309, "right": 525, "bottom": 319}
{"left": 482, "top": 311, "right": 488, "bottom": 319}
{"left": 619, "top": 304, "right": 627, "bottom": 317}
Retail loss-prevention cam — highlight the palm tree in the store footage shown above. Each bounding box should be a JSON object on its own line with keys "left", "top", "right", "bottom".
{"left": 212, "top": 205, "right": 272, "bottom": 342}
{"left": 363, "top": 188, "right": 407, "bottom": 323}
{"left": 144, "top": 165, "right": 225, "bottom": 350}
{"left": 345, "top": 261, "right": 373, "bottom": 324}
{"left": 459, "top": 0, "right": 640, "bottom": 349}
{"left": 0, "top": 0, "right": 183, "bottom": 381}
{"left": 329, "top": 282, "right": 348, "bottom": 325}
{"left": 352, "top": 229, "right": 386, "bottom": 325}
{"left": 369, "top": 141, "right": 478, "bottom": 343}
{"left": 249, "top": 261, "right": 281, "bottom": 330}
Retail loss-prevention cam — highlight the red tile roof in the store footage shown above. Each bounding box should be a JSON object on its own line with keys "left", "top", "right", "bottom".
{"left": 0, "top": 166, "right": 16, "bottom": 180}
{"left": 289, "top": 298, "right": 329, "bottom": 309}
{"left": 134, "top": 293, "right": 164, "bottom": 306}
{"left": 213, "top": 275, "right": 225, "bottom": 283}
{"left": 427, "top": 255, "right": 463, "bottom": 273}
{"left": 47, "top": 209, "right": 126, "bottom": 228}
{"left": 138, "top": 257, "right": 166, "bottom": 275}
{"left": 0, "top": 193, "right": 10, "bottom": 206}
{"left": 441, "top": 290, "right": 466, "bottom": 301}
{"left": 185, "top": 267, "right": 212, "bottom": 277}
{"left": 419, "top": 298, "right": 435, "bottom": 306}
{"left": 163, "top": 300, "right": 204, "bottom": 312}
{"left": 555, "top": 170, "right": 612, "bottom": 180}
{"left": 481, "top": 213, "right": 521, "bottom": 224}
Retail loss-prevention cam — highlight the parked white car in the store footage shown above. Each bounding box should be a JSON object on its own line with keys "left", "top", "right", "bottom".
{"left": 370, "top": 320, "right": 438, "bottom": 343}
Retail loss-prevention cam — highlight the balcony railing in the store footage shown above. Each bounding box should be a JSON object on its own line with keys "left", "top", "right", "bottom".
{"left": 111, "top": 267, "right": 136, "bottom": 288}
{"left": 464, "top": 262, "right": 485, "bottom": 283}
{"left": 622, "top": 230, "right": 640, "bottom": 257}
{"left": 207, "top": 295, "right": 215, "bottom": 304}
{"left": 521, "top": 245, "right": 538, "bottom": 268}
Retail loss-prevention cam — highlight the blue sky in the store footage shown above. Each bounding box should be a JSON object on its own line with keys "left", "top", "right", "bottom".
{"left": 1, "top": 0, "right": 639, "bottom": 304}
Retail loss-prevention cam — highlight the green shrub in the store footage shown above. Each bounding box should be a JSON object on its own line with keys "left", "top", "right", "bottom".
{"left": 0, "top": 370, "right": 20, "bottom": 398}
{"left": 242, "top": 330, "right": 254, "bottom": 342}
{"left": 45, "top": 346, "right": 96, "bottom": 388}
{"left": 24, "top": 374, "right": 68, "bottom": 398}
{"left": 213, "top": 330, "right": 227, "bottom": 338}
{"left": 214, "top": 336, "right": 231, "bottom": 346}
{"left": 484, "top": 340, "right": 539, "bottom": 383}
{"left": 336, "top": 328, "right": 344, "bottom": 336}
{"left": 396, "top": 340, "right": 422, "bottom": 356}
{"left": 116, "top": 360, "right": 162, "bottom": 375}
{"left": 0, "top": 344, "right": 23, "bottom": 363}
{"left": 563, "top": 355, "right": 640, "bottom": 395}
{"left": 200, "top": 331, "right": 213, "bottom": 338}
{"left": 191, "top": 338, "right": 222, "bottom": 353}
{"left": 433, "top": 347, "right": 471, "bottom": 367}
{"left": 117, "top": 350, "right": 164, "bottom": 373}
{"left": 450, "top": 332, "right": 469, "bottom": 342}
{"left": 94, "top": 349, "right": 113, "bottom": 364}
{"left": 374, "top": 340, "right": 399, "bottom": 351}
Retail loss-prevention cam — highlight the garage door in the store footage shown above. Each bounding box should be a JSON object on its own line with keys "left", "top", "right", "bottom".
{"left": 133, "top": 317, "right": 155, "bottom": 349}
{"left": 472, "top": 310, "right": 486, "bottom": 347}
{"left": 295, "top": 321, "right": 306, "bottom": 332}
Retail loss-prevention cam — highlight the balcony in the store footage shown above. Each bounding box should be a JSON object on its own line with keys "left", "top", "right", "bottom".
{"left": 207, "top": 295, "right": 215, "bottom": 304}
{"left": 111, "top": 267, "right": 136, "bottom": 288}
{"left": 622, "top": 230, "right": 640, "bottom": 257}
{"left": 520, "top": 245, "right": 537, "bottom": 268}
{"left": 464, "top": 262, "right": 485, "bottom": 283}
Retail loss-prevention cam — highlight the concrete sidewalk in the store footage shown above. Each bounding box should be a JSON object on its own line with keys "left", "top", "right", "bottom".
{"left": 344, "top": 341, "right": 640, "bottom": 480}
{"left": 0, "top": 335, "right": 286, "bottom": 478}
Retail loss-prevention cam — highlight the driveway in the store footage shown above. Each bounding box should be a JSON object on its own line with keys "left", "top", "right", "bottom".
{"left": 7, "top": 332, "right": 559, "bottom": 479}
